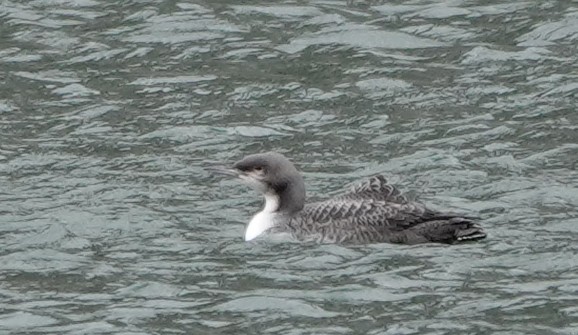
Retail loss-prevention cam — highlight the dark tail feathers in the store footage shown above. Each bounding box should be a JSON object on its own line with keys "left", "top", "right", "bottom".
{"left": 449, "top": 218, "right": 486, "bottom": 243}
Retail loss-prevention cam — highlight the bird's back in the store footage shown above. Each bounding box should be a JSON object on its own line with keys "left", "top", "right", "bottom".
{"left": 277, "top": 175, "right": 486, "bottom": 244}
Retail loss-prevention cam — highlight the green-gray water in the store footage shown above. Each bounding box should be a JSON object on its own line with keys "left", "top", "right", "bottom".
{"left": 1, "top": 1, "right": 577, "bottom": 334}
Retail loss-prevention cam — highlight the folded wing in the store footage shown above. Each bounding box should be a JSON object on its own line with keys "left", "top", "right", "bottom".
{"left": 284, "top": 175, "right": 486, "bottom": 244}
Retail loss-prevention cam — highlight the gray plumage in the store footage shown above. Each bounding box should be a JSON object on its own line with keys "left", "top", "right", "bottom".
{"left": 207, "top": 152, "right": 486, "bottom": 245}
{"left": 277, "top": 175, "right": 485, "bottom": 244}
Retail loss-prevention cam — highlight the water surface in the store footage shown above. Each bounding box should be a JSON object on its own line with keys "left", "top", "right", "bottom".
{"left": 1, "top": 1, "right": 578, "bottom": 334}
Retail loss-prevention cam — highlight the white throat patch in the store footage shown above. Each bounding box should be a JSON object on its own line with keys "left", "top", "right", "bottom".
{"left": 245, "top": 193, "right": 279, "bottom": 241}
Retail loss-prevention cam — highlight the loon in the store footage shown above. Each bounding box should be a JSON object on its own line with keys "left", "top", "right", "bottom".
{"left": 207, "top": 152, "right": 486, "bottom": 244}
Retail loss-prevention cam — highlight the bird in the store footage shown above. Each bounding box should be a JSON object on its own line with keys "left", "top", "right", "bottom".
{"left": 206, "top": 152, "right": 486, "bottom": 244}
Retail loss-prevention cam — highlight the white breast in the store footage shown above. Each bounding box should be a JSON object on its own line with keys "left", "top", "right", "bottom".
{"left": 245, "top": 211, "right": 276, "bottom": 241}
{"left": 244, "top": 193, "right": 279, "bottom": 241}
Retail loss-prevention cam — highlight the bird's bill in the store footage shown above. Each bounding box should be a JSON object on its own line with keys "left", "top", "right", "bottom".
{"left": 205, "top": 165, "right": 241, "bottom": 177}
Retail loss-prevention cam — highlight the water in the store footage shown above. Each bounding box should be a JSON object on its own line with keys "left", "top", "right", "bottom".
{"left": 1, "top": 0, "right": 578, "bottom": 334}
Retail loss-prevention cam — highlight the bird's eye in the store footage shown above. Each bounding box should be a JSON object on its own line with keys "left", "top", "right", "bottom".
{"left": 254, "top": 166, "right": 263, "bottom": 172}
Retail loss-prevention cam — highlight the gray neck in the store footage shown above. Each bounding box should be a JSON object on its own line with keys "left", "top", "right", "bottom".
{"left": 271, "top": 174, "right": 305, "bottom": 214}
